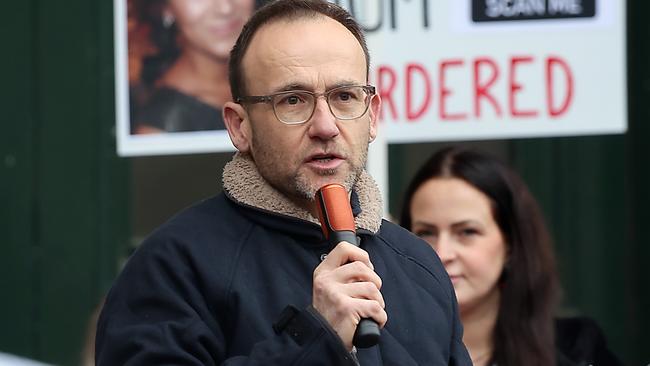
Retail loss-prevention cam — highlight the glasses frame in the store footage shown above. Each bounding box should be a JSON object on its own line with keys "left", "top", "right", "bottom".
{"left": 235, "top": 84, "right": 376, "bottom": 125}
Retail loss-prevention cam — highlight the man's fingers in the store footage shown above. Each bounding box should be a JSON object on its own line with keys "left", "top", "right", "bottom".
{"left": 312, "top": 241, "right": 387, "bottom": 348}
{"left": 319, "top": 241, "right": 373, "bottom": 269}
{"left": 343, "top": 281, "right": 385, "bottom": 309}
{"left": 349, "top": 298, "right": 388, "bottom": 328}
{"left": 335, "top": 261, "right": 382, "bottom": 289}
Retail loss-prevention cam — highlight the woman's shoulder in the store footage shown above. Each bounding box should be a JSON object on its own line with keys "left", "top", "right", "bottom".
{"left": 134, "top": 87, "right": 224, "bottom": 132}
{"left": 555, "top": 316, "right": 623, "bottom": 366}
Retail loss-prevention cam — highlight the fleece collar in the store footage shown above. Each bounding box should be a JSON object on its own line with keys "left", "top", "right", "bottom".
{"left": 222, "top": 152, "right": 383, "bottom": 234}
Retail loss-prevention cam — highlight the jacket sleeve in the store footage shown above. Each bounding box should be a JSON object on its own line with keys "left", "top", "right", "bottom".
{"left": 447, "top": 278, "right": 473, "bottom": 366}
{"left": 95, "top": 234, "right": 356, "bottom": 366}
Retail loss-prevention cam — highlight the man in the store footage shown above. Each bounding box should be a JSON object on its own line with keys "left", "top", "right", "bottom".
{"left": 96, "top": 1, "right": 471, "bottom": 364}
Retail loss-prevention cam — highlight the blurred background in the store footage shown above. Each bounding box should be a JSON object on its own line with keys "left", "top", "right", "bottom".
{"left": 1, "top": 0, "right": 648, "bottom": 365}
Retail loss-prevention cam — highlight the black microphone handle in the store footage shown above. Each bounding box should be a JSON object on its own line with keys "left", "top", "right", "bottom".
{"left": 327, "top": 230, "right": 381, "bottom": 349}
{"left": 327, "top": 231, "right": 358, "bottom": 247}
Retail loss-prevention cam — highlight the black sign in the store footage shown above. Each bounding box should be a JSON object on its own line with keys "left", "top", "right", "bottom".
{"left": 472, "top": 0, "right": 596, "bottom": 22}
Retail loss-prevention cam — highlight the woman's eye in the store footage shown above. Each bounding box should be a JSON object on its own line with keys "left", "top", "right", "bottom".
{"left": 415, "top": 229, "right": 436, "bottom": 239}
{"left": 459, "top": 228, "right": 479, "bottom": 237}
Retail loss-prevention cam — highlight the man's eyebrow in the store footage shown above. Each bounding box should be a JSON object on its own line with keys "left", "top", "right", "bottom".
{"left": 270, "top": 80, "right": 362, "bottom": 93}
{"left": 329, "top": 80, "right": 361, "bottom": 88}
{"left": 272, "top": 83, "right": 310, "bottom": 93}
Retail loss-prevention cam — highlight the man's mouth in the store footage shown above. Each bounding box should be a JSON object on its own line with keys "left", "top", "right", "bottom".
{"left": 312, "top": 155, "right": 335, "bottom": 162}
{"left": 308, "top": 151, "right": 342, "bottom": 161}
{"left": 306, "top": 153, "right": 344, "bottom": 170}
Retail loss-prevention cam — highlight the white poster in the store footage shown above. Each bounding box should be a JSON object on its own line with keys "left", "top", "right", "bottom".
{"left": 352, "top": 0, "right": 626, "bottom": 143}
{"left": 113, "top": 0, "right": 262, "bottom": 156}
{"left": 114, "top": 0, "right": 626, "bottom": 156}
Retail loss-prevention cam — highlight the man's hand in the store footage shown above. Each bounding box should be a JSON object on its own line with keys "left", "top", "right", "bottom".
{"left": 312, "top": 242, "right": 387, "bottom": 351}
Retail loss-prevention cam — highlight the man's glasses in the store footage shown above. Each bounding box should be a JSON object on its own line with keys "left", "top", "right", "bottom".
{"left": 236, "top": 85, "right": 376, "bottom": 125}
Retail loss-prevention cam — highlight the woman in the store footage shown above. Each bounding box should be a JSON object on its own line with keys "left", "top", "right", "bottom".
{"left": 400, "top": 146, "right": 621, "bottom": 366}
{"left": 130, "top": 0, "right": 258, "bottom": 133}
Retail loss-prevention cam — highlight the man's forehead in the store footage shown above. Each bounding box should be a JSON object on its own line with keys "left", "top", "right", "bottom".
{"left": 247, "top": 15, "right": 362, "bottom": 58}
{"left": 241, "top": 15, "right": 366, "bottom": 91}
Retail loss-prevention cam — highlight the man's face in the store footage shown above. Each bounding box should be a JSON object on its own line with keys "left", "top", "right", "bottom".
{"left": 230, "top": 16, "right": 380, "bottom": 209}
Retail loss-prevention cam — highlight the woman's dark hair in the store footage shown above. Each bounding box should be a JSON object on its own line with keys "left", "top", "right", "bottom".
{"left": 131, "top": 0, "right": 179, "bottom": 86}
{"left": 132, "top": 0, "right": 266, "bottom": 86}
{"left": 400, "top": 146, "right": 560, "bottom": 366}
{"left": 228, "top": 0, "right": 370, "bottom": 100}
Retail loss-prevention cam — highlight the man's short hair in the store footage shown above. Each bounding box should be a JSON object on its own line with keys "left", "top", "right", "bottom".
{"left": 228, "top": 0, "right": 370, "bottom": 100}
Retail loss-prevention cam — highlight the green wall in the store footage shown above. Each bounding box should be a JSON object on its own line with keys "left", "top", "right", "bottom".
{"left": 1, "top": 0, "right": 647, "bottom": 365}
{"left": 1, "top": 0, "right": 129, "bottom": 365}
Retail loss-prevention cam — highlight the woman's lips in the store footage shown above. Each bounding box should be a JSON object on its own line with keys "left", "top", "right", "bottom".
{"left": 448, "top": 275, "right": 462, "bottom": 284}
{"left": 209, "top": 19, "right": 244, "bottom": 36}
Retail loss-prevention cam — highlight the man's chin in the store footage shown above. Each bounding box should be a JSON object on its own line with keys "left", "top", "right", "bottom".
{"left": 294, "top": 173, "right": 350, "bottom": 200}
{"left": 312, "top": 174, "right": 352, "bottom": 190}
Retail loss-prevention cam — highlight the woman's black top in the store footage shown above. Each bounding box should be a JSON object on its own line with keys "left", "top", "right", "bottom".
{"left": 133, "top": 87, "right": 225, "bottom": 133}
{"left": 556, "top": 316, "right": 622, "bottom": 366}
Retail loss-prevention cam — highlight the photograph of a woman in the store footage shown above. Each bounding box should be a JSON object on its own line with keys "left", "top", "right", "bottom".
{"left": 129, "top": 0, "right": 256, "bottom": 134}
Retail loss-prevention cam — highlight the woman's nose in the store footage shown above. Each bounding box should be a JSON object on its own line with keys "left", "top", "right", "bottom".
{"left": 211, "top": 0, "right": 234, "bottom": 15}
{"left": 435, "top": 235, "right": 457, "bottom": 263}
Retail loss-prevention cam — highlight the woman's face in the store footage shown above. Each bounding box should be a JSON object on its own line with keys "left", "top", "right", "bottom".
{"left": 166, "top": 0, "right": 255, "bottom": 61}
{"left": 409, "top": 177, "right": 507, "bottom": 314}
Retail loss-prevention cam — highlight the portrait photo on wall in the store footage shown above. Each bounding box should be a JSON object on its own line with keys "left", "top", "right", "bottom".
{"left": 114, "top": 0, "right": 264, "bottom": 156}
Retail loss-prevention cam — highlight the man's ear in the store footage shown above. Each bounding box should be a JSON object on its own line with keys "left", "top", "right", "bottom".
{"left": 223, "top": 101, "right": 251, "bottom": 153}
{"left": 368, "top": 94, "right": 381, "bottom": 142}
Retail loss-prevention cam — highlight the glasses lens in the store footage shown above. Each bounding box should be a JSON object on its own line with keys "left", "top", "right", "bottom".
{"left": 272, "top": 91, "right": 315, "bottom": 124}
{"left": 328, "top": 86, "right": 371, "bottom": 120}
{"left": 270, "top": 86, "right": 373, "bottom": 124}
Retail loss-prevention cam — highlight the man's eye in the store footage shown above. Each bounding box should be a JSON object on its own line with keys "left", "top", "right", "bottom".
{"left": 337, "top": 92, "right": 352, "bottom": 101}
{"left": 333, "top": 90, "right": 359, "bottom": 102}
{"left": 277, "top": 93, "right": 308, "bottom": 106}
{"left": 283, "top": 94, "right": 303, "bottom": 105}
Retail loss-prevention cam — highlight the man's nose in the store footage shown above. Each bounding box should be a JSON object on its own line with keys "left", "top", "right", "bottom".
{"left": 307, "top": 98, "right": 340, "bottom": 140}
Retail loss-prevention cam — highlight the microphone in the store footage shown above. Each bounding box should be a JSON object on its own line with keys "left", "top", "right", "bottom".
{"left": 315, "top": 184, "right": 381, "bottom": 349}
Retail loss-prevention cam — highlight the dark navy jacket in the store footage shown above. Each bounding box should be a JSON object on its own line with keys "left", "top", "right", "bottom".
{"left": 96, "top": 157, "right": 470, "bottom": 365}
